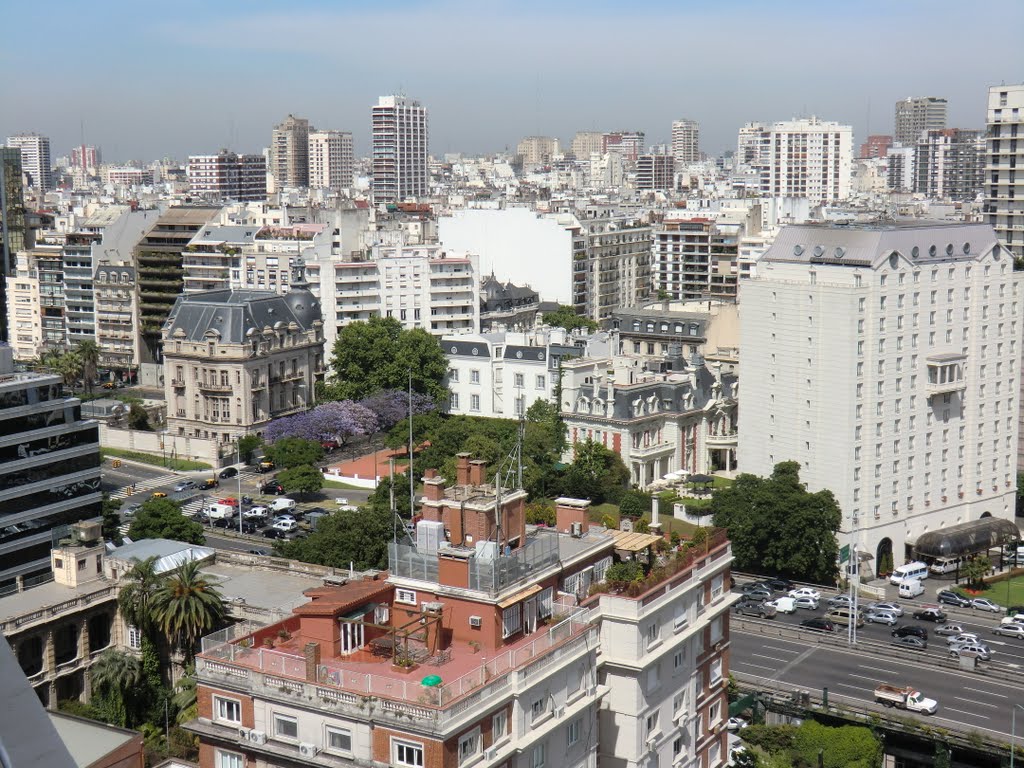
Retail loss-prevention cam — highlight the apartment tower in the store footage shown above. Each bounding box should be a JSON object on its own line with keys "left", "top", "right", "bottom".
{"left": 6, "top": 133, "right": 53, "bottom": 192}
{"left": 372, "top": 95, "right": 429, "bottom": 203}
{"left": 672, "top": 119, "right": 700, "bottom": 165}
{"left": 985, "top": 84, "right": 1024, "bottom": 259}
{"left": 308, "top": 130, "right": 354, "bottom": 192}
{"left": 269, "top": 115, "right": 311, "bottom": 189}
{"left": 894, "top": 97, "right": 947, "bottom": 147}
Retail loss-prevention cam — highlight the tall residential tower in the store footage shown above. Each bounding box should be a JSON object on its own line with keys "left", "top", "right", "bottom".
{"left": 894, "top": 97, "right": 947, "bottom": 147}
{"left": 985, "top": 84, "right": 1024, "bottom": 259}
{"left": 6, "top": 134, "right": 53, "bottom": 192}
{"left": 371, "top": 95, "right": 429, "bottom": 202}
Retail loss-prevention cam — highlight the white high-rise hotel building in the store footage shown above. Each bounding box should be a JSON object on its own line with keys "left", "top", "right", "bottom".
{"left": 308, "top": 129, "right": 354, "bottom": 191}
{"left": 739, "top": 222, "right": 1022, "bottom": 570}
{"left": 372, "top": 95, "right": 428, "bottom": 202}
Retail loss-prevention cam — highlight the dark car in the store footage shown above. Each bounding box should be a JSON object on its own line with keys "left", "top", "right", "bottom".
{"left": 213, "top": 518, "right": 258, "bottom": 534}
{"left": 735, "top": 599, "right": 776, "bottom": 619}
{"left": 261, "top": 528, "right": 284, "bottom": 539}
{"left": 764, "top": 578, "right": 795, "bottom": 592}
{"left": 892, "top": 625, "right": 928, "bottom": 640}
{"left": 891, "top": 635, "right": 928, "bottom": 651}
{"left": 219, "top": 467, "right": 239, "bottom": 479}
{"left": 261, "top": 481, "right": 285, "bottom": 495}
{"left": 937, "top": 590, "right": 971, "bottom": 608}
{"left": 199, "top": 478, "right": 219, "bottom": 490}
{"left": 305, "top": 507, "right": 327, "bottom": 516}
{"left": 913, "top": 608, "right": 947, "bottom": 623}
{"left": 800, "top": 617, "right": 835, "bottom": 632}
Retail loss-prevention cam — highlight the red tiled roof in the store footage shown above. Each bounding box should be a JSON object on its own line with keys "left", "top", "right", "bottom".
{"left": 295, "top": 577, "right": 393, "bottom": 618}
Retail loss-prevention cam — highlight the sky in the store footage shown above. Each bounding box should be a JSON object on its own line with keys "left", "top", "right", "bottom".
{"left": 2, "top": 0, "right": 1021, "bottom": 163}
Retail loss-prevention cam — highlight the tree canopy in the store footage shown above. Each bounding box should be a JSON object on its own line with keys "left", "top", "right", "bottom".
{"left": 127, "top": 499, "right": 205, "bottom": 545}
{"left": 711, "top": 462, "right": 841, "bottom": 584}
{"left": 322, "top": 317, "right": 449, "bottom": 404}
{"left": 262, "top": 437, "right": 324, "bottom": 469}
{"left": 276, "top": 464, "right": 324, "bottom": 498}
{"left": 561, "top": 439, "right": 630, "bottom": 504}
{"left": 276, "top": 505, "right": 394, "bottom": 570}
{"left": 542, "top": 304, "right": 599, "bottom": 333}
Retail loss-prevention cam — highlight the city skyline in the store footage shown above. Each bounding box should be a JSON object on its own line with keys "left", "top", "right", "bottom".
{"left": 2, "top": 0, "right": 1020, "bottom": 163}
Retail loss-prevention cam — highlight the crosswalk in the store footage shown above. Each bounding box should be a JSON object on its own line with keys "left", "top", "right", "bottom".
{"left": 110, "top": 473, "right": 180, "bottom": 500}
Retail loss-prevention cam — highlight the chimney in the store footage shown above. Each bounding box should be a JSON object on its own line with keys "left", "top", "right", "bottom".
{"left": 456, "top": 453, "right": 471, "bottom": 486}
{"left": 424, "top": 468, "right": 438, "bottom": 480}
{"left": 468, "top": 459, "right": 487, "bottom": 486}
{"left": 423, "top": 476, "right": 446, "bottom": 502}
{"left": 555, "top": 497, "right": 591, "bottom": 533}
{"left": 303, "top": 641, "right": 321, "bottom": 683}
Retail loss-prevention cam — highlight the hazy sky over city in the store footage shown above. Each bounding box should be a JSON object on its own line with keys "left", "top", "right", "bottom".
{"left": 3, "top": 0, "right": 1021, "bottom": 163}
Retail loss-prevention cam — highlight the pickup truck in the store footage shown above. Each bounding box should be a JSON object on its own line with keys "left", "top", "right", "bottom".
{"left": 873, "top": 684, "right": 938, "bottom": 714}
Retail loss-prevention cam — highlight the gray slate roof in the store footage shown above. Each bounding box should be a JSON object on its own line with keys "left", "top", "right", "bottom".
{"left": 164, "top": 289, "right": 322, "bottom": 344}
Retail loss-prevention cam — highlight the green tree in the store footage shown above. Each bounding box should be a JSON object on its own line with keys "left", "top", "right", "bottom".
{"left": 74, "top": 339, "right": 101, "bottom": 394}
{"left": 153, "top": 561, "right": 226, "bottom": 665}
{"left": 277, "top": 505, "right": 393, "bottom": 570}
{"left": 128, "top": 402, "right": 153, "bottom": 431}
{"left": 52, "top": 349, "right": 83, "bottom": 389}
{"left": 127, "top": 498, "right": 205, "bottom": 545}
{"left": 264, "top": 437, "right": 324, "bottom": 469}
{"left": 367, "top": 473, "right": 412, "bottom": 518}
{"left": 89, "top": 650, "right": 143, "bottom": 727}
{"left": 526, "top": 501, "right": 556, "bottom": 526}
{"left": 542, "top": 304, "right": 599, "bottom": 333}
{"left": 277, "top": 464, "right": 324, "bottom": 499}
{"left": 117, "top": 556, "right": 163, "bottom": 640}
{"left": 324, "top": 316, "right": 449, "bottom": 404}
{"left": 101, "top": 494, "right": 123, "bottom": 545}
{"left": 619, "top": 490, "right": 651, "bottom": 518}
{"left": 711, "top": 462, "right": 841, "bottom": 584}
{"left": 791, "top": 721, "right": 881, "bottom": 768}
{"left": 961, "top": 556, "right": 991, "bottom": 589}
{"left": 173, "top": 666, "right": 198, "bottom": 725}
{"left": 237, "top": 433, "right": 261, "bottom": 464}
{"left": 561, "top": 440, "right": 630, "bottom": 504}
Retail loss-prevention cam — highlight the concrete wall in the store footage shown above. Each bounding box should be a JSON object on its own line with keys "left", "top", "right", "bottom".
{"left": 98, "top": 424, "right": 224, "bottom": 467}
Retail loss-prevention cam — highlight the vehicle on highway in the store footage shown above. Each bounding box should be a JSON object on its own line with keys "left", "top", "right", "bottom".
{"left": 244, "top": 506, "right": 269, "bottom": 519}
{"left": 788, "top": 587, "right": 821, "bottom": 601}
{"left": 261, "top": 481, "right": 285, "bottom": 495}
{"left": 873, "top": 685, "right": 938, "bottom": 714}
{"left": 199, "top": 478, "right": 219, "bottom": 490}
{"left": 825, "top": 607, "right": 864, "bottom": 627}
{"left": 934, "top": 623, "right": 966, "bottom": 636}
{"left": 912, "top": 607, "right": 947, "bottom": 623}
{"left": 889, "top": 561, "right": 929, "bottom": 585}
{"left": 944, "top": 633, "right": 980, "bottom": 646}
{"left": 741, "top": 585, "right": 772, "bottom": 602}
{"left": 121, "top": 504, "right": 141, "bottom": 519}
{"left": 993, "top": 623, "right": 1024, "bottom": 639}
{"left": 792, "top": 596, "right": 819, "bottom": 611}
{"left": 766, "top": 597, "right": 796, "bottom": 614}
{"left": 865, "top": 601, "right": 904, "bottom": 617}
{"left": 219, "top": 467, "right": 239, "bottom": 479}
{"left": 865, "top": 609, "right": 899, "bottom": 626}
{"left": 948, "top": 643, "right": 992, "bottom": 661}
{"left": 735, "top": 599, "right": 777, "bottom": 619}
{"left": 937, "top": 590, "right": 971, "bottom": 608}
{"left": 799, "top": 617, "right": 835, "bottom": 632}
{"left": 272, "top": 519, "right": 297, "bottom": 533}
{"left": 970, "top": 598, "right": 1003, "bottom": 613}
{"left": 247, "top": 548, "right": 270, "bottom": 556}
{"left": 1001, "top": 613, "right": 1024, "bottom": 626}
{"left": 891, "top": 635, "right": 928, "bottom": 651}
{"left": 898, "top": 579, "right": 924, "bottom": 599}
{"left": 151, "top": 491, "right": 167, "bottom": 499}
{"left": 892, "top": 625, "right": 928, "bottom": 640}
{"left": 826, "top": 594, "right": 857, "bottom": 608}
{"left": 763, "top": 578, "right": 795, "bottom": 592}
{"left": 174, "top": 480, "right": 197, "bottom": 492}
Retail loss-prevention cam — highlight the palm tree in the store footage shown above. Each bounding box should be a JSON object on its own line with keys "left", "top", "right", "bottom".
{"left": 89, "top": 649, "right": 142, "bottom": 727}
{"left": 153, "top": 561, "right": 226, "bottom": 665}
{"left": 74, "top": 340, "right": 101, "bottom": 393}
{"left": 117, "top": 556, "right": 163, "bottom": 641}
{"left": 52, "top": 349, "right": 83, "bottom": 390}
{"left": 173, "top": 665, "right": 198, "bottom": 725}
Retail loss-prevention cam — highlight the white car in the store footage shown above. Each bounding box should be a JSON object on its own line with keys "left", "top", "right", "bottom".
{"left": 1001, "top": 613, "right": 1024, "bottom": 626}
{"left": 945, "top": 633, "right": 980, "bottom": 646}
{"left": 767, "top": 597, "right": 796, "bottom": 614}
{"left": 792, "top": 596, "right": 819, "bottom": 610}
{"left": 993, "top": 623, "right": 1024, "bottom": 639}
{"left": 970, "top": 598, "right": 1003, "bottom": 613}
{"left": 725, "top": 716, "right": 748, "bottom": 731}
{"left": 866, "top": 601, "right": 904, "bottom": 617}
{"left": 272, "top": 519, "right": 297, "bottom": 532}
{"left": 244, "top": 506, "right": 269, "bottom": 518}
{"left": 788, "top": 587, "right": 821, "bottom": 601}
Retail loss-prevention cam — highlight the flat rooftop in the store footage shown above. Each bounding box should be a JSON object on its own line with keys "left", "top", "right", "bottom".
{"left": 200, "top": 562, "right": 326, "bottom": 615}
{"left": 0, "top": 578, "right": 114, "bottom": 628}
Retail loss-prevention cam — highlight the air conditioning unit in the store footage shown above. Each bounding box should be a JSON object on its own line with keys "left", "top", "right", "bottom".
{"left": 586, "top": 685, "right": 597, "bottom": 697}
{"left": 299, "top": 742, "right": 319, "bottom": 757}
{"left": 570, "top": 521, "right": 583, "bottom": 537}
{"left": 237, "top": 727, "right": 251, "bottom": 740}
{"left": 484, "top": 748, "right": 498, "bottom": 760}
{"left": 554, "top": 706, "right": 565, "bottom": 718}
{"left": 469, "top": 615, "right": 482, "bottom": 628}
{"left": 248, "top": 730, "right": 267, "bottom": 745}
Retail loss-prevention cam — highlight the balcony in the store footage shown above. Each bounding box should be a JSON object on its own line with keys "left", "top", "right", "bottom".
{"left": 925, "top": 353, "right": 967, "bottom": 397}
{"left": 198, "top": 381, "right": 234, "bottom": 393}
{"left": 631, "top": 441, "right": 676, "bottom": 458}
{"left": 171, "top": 378, "right": 186, "bottom": 388}
{"left": 705, "top": 431, "right": 738, "bottom": 448}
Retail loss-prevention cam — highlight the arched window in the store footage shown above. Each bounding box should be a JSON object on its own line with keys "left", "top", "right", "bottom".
{"left": 98, "top": 271, "right": 107, "bottom": 282}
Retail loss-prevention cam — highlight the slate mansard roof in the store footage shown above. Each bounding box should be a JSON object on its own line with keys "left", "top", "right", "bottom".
{"left": 163, "top": 288, "right": 322, "bottom": 345}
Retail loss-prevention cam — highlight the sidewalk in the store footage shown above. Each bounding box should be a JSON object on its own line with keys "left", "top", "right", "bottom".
{"left": 324, "top": 447, "right": 411, "bottom": 486}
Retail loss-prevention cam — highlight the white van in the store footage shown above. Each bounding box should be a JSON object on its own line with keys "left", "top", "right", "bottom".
{"left": 270, "top": 497, "right": 296, "bottom": 513}
{"left": 929, "top": 556, "right": 961, "bottom": 575}
{"left": 890, "top": 561, "right": 929, "bottom": 585}
{"left": 898, "top": 579, "right": 924, "bottom": 599}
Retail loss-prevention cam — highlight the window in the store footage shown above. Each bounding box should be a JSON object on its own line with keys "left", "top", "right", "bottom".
{"left": 514, "top": 373, "right": 525, "bottom": 387}
{"left": 567, "top": 718, "right": 581, "bottom": 747}
{"left": 127, "top": 625, "right": 143, "bottom": 650}
{"left": 450, "top": 393, "right": 459, "bottom": 410}
{"left": 216, "top": 751, "right": 244, "bottom": 768}
{"left": 492, "top": 710, "right": 508, "bottom": 740}
{"left": 214, "top": 696, "right": 241, "bottom": 724}
{"left": 646, "top": 621, "right": 661, "bottom": 648}
{"left": 536, "top": 375, "right": 546, "bottom": 390}
{"left": 470, "top": 369, "right": 480, "bottom": 384}
{"left": 531, "top": 695, "right": 547, "bottom": 722}
{"left": 393, "top": 739, "right": 425, "bottom": 767}
{"left": 646, "top": 711, "right": 660, "bottom": 738}
{"left": 326, "top": 727, "right": 352, "bottom": 754}
{"left": 502, "top": 603, "right": 521, "bottom": 638}
{"left": 458, "top": 728, "right": 480, "bottom": 765}
{"left": 470, "top": 394, "right": 480, "bottom": 412}
{"left": 538, "top": 586, "right": 553, "bottom": 618}
{"left": 709, "top": 701, "right": 721, "bottom": 726}
{"left": 673, "top": 691, "right": 687, "bottom": 715}
{"left": 531, "top": 743, "right": 546, "bottom": 768}
{"left": 449, "top": 368, "right": 459, "bottom": 383}
{"left": 673, "top": 602, "right": 689, "bottom": 631}
{"left": 395, "top": 588, "right": 417, "bottom": 605}
{"left": 710, "top": 658, "right": 723, "bottom": 685}
{"left": 273, "top": 713, "right": 298, "bottom": 740}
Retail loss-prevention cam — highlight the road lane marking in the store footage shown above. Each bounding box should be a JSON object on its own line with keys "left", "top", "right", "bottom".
{"left": 964, "top": 687, "right": 1007, "bottom": 698}
{"left": 856, "top": 664, "right": 902, "bottom": 676}
{"left": 835, "top": 682, "right": 868, "bottom": 691}
{"left": 848, "top": 673, "right": 888, "bottom": 683}
{"left": 944, "top": 707, "right": 989, "bottom": 719}
{"left": 761, "top": 645, "right": 801, "bottom": 654}
{"left": 733, "top": 661, "right": 775, "bottom": 672}
{"left": 952, "top": 697, "right": 999, "bottom": 710}
{"left": 750, "top": 653, "right": 789, "bottom": 663}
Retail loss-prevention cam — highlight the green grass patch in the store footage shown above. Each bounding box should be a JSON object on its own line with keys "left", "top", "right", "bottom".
{"left": 100, "top": 447, "right": 211, "bottom": 472}
{"left": 712, "top": 476, "right": 734, "bottom": 489}
{"left": 965, "top": 571, "right": 1024, "bottom": 608}
{"left": 587, "top": 501, "right": 699, "bottom": 538}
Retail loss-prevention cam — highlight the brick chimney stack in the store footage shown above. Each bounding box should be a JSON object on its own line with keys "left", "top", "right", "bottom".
{"left": 555, "top": 497, "right": 591, "bottom": 533}
{"left": 456, "top": 453, "right": 471, "bottom": 486}
{"left": 468, "top": 459, "right": 487, "bottom": 486}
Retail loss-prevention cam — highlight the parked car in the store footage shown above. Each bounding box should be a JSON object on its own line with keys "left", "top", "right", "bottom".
{"left": 213, "top": 518, "right": 257, "bottom": 533}
{"left": 937, "top": 590, "right": 971, "bottom": 608}
{"left": 788, "top": 587, "right": 821, "bottom": 601}
{"left": 320, "top": 439, "right": 340, "bottom": 450}
{"left": 970, "top": 598, "right": 1003, "bottom": 614}
{"left": 272, "top": 519, "right": 297, "bottom": 533}
{"left": 256, "top": 460, "right": 276, "bottom": 474}
{"left": 800, "top": 617, "right": 835, "bottom": 633}
{"left": 219, "top": 466, "right": 239, "bottom": 479}
{"left": 912, "top": 607, "right": 947, "bottom": 623}
{"left": 261, "top": 481, "right": 285, "bottom": 495}
{"left": 892, "top": 625, "right": 928, "bottom": 641}
{"left": 865, "top": 610, "right": 899, "bottom": 626}
{"left": 272, "top": 514, "right": 296, "bottom": 525}
{"left": 949, "top": 643, "right": 992, "bottom": 661}
{"left": 793, "top": 596, "right": 820, "bottom": 611}
{"left": 934, "top": 623, "right": 966, "bottom": 636}
{"left": 891, "top": 635, "right": 928, "bottom": 651}
{"left": 173, "top": 480, "right": 197, "bottom": 492}
{"left": 992, "top": 623, "right": 1024, "bottom": 639}
{"left": 865, "top": 601, "right": 904, "bottom": 617}
{"left": 735, "top": 599, "right": 777, "bottom": 619}
{"left": 244, "top": 506, "right": 269, "bottom": 519}
{"left": 219, "top": 497, "right": 240, "bottom": 508}
{"left": 726, "top": 716, "right": 748, "bottom": 731}
{"left": 261, "top": 528, "right": 284, "bottom": 539}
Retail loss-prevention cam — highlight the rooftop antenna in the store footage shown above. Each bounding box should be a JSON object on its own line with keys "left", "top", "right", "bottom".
{"left": 408, "top": 371, "right": 415, "bottom": 524}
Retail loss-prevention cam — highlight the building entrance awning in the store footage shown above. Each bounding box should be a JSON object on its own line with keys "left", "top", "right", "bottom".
{"left": 912, "top": 517, "right": 1020, "bottom": 558}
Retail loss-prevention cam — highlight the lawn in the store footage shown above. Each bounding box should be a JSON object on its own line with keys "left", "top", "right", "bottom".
{"left": 101, "top": 447, "right": 211, "bottom": 472}
{"left": 969, "top": 571, "right": 1024, "bottom": 608}
{"left": 587, "top": 501, "right": 699, "bottom": 538}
